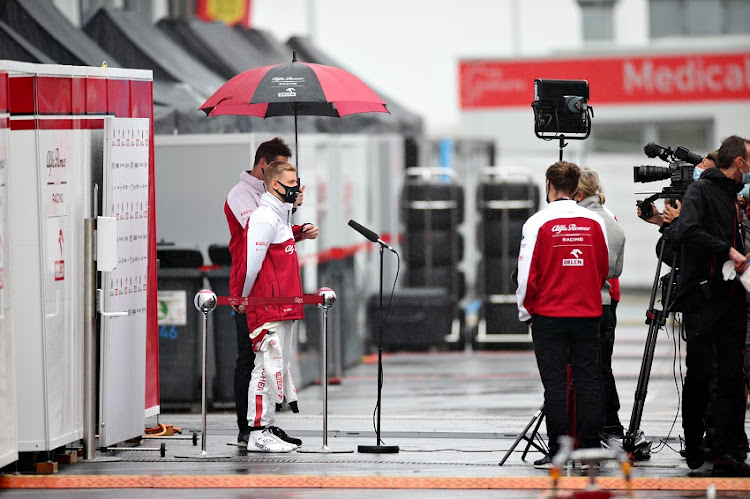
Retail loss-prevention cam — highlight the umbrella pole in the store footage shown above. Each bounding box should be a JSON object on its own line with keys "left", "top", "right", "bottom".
{"left": 294, "top": 102, "right": 299, "bottom": 179}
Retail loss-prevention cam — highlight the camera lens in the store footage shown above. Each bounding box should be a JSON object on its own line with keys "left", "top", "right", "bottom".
{"left": 633, "top": 165, "right": 671, "bottom": 183}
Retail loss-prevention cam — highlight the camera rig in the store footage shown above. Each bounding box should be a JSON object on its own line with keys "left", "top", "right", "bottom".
{"left": 625, "top": 142, "right": 704, "bottom": 459}
{"left": 634, "top": 142, "right": 703, "bottom": 219}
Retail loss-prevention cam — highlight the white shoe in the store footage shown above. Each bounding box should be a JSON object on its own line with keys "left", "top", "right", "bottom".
{"left": 269, "top": 431, "right": 298, "bottom": 450}
{"left": 247, "top": 429, "right": 294, "bottom": 453}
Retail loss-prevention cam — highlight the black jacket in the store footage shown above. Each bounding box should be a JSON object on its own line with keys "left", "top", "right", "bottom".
{"left": 674, "top": 167, "right": 745, "bottom": 301}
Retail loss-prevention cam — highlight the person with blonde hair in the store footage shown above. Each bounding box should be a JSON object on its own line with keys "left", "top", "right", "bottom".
{"left": 241, "top": 161, "right": 308, "bottom": 452}
{"left": 224, "top": 138, "right": 318, "bottom": 448}
{"left": 574, "top": 168, "right": 626, "bottom": 440}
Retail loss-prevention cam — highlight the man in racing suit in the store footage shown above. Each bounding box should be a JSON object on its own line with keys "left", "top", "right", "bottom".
{"left": 225, "top": 138, "right": 318, "bottom": 446}
{"left": 516, "top": 161, "right": 610, "bottom": 467}
{"left": 242, "top": 160, "right": 308, "bottom": 452}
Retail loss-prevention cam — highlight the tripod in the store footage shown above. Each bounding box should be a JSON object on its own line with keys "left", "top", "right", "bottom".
{"left": 623, "top": 236, "right": 678, "bottom": 459}
{"left": 499, "top": 366, "right": 577, "bottom": 466}
{"left": 498, "top": 404, "right": 548, "bottom": 466}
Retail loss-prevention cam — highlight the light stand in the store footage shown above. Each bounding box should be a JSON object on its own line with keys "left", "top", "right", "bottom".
{"left": 559, "top": 135, "right": 567, "bottom": 162}
{"left": 358, "top": 245, "right": 399, "bottom": 454}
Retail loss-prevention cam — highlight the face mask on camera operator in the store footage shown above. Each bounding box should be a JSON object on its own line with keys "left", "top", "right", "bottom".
{"left": 692, "top": 152, "right": 718, "bottom": 181}
{"left": 723, "top": 145, "right": 750, "bottom": 187}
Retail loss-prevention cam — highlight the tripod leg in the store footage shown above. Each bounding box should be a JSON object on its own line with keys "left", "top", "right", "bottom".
{"left": 521, "top": 409, "right": 548, "bottom": 461}
{"left": 499, "top": 404, "right": 545, "bottom": 466}
{"left": 624, "top": 241, "right": 675, "bottom": 456}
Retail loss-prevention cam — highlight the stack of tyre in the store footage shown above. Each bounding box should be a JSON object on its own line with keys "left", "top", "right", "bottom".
{"left": 403, "top": 179, "right": 464, "bottom": 299}
{"left": 476, "top": 172, "right": 539, "bottom": 343}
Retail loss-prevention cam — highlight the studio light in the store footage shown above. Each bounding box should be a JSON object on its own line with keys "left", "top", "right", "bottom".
{"left": 532, "top": 79, "right": 594, "bottom": 140}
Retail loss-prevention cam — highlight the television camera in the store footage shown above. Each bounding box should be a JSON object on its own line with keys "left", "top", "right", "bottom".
{"left": 634, "top": 142, "right": 703, "bottom": 219}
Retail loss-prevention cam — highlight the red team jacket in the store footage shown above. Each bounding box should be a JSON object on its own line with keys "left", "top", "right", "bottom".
{"left": 224, "top": 171, "right": 303, "bottom": 300}
{"left": 240, "top": 192, "right": 304, "bottom": 349}
{"left": 516, "top": 199, "right": 610, "bottom": 322}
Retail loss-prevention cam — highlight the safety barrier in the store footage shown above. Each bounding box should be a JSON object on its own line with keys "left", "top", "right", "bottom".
{"left": 190, "top": 288, "right": 338, "bottom": 456}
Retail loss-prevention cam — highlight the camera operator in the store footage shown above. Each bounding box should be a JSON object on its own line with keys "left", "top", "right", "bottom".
{"left": 674, "top": 135, "right": 750, "bottom": 475}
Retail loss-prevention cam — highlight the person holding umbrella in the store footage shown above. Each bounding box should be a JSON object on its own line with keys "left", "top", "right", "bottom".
{"left": 225, "top": 138, "right": 318, "bottom": 448}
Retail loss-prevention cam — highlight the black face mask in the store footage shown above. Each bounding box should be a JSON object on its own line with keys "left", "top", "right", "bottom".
{"left": 275, "top": 181, "right": 300, "bottom": 204}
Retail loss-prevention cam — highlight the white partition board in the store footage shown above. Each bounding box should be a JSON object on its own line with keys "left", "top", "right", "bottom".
{"left": 99, "top": 117, "right": 150, "bottom": 447}
{"left": 0, "top": 113, "right": 17, "bottom": 467}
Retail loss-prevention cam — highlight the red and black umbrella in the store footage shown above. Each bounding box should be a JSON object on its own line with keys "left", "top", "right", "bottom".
{"left": 200, "top": 53, "right": 389, "bottom": 171}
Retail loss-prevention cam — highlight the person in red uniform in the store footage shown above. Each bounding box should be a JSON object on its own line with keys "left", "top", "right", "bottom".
{"left": 515, "top": 161, "right": 610, "bottom": 468}
{"left": 224, "top": 138, "right": 317, "bottom": 447}
{"left": 241, "top": 160, "right": 310, "bottom": 452}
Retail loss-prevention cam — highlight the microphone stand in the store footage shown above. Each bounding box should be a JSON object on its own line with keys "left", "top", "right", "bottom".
{"left": 358, "top": 243, "right": 399, "bottom": 454}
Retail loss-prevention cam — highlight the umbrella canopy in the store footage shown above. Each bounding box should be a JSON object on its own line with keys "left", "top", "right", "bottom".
{"left": 200, "top": 60, "right": 389, "bottom": 118}
{"left": 200, "top": 54, "right": 389, "bottom": 173}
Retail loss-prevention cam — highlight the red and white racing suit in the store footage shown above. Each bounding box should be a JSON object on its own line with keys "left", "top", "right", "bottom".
{"left": 243, "top": 192, "right": 305, "bottom": 428}
{"left": 225, "top": 171, "right": 304, "bottom": 407}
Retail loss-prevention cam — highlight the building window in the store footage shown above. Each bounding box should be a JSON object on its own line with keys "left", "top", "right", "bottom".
{"left": 650, "top": 0, "right": 750, "bottom": 37}
{"left": 578, "top": 0, "right": 616, "bottom": 41}
{"left": 591, "top": 120, "right": 713, "bottom": 154}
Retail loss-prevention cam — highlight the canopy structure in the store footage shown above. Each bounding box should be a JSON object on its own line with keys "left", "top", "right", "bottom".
{"left": 288, "top": 36, "right": 424, "bottom": 136}
{"left": 84, "top": 7, "right": 243, "bottom": 134}
{"left": 234, "top": 27, "right": 294, "bottom": 66}
{"left": 0, "top": 1, "right": 179, "bottom": 133}
{"left": 0, "top": 19, "right": 55, "bottom": 64}
{"left": 0, "top": 0, "right": 114, "bottom": 67}
{"left": 156, "top": 18, "right": 299, "bottom": 134}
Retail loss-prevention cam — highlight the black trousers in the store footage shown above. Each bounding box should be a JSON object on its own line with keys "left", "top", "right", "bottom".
{"left": 600, "top": 302, "right": 622, "bottom": 429}
{"left": 234, "top": 313, "right": 253, "bottom": 433}
{"left": 682, "top": 289, "right": 746, "bottom": 455}
{"left": 532, "top": 314, "right": 603, "bottom": 454}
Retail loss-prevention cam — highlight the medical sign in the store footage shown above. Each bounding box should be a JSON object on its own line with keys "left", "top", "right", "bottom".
{"left": 460, "top": 51, "right": 750, "bottom": 108}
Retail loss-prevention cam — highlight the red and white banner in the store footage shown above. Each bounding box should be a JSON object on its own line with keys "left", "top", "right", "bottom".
{"left": 460, "top": 51, "right": 750, "bottom": 109}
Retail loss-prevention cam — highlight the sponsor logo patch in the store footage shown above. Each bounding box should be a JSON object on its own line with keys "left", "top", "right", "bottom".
{"left": 551, "top": 223, "right": 592, "bottom": 234}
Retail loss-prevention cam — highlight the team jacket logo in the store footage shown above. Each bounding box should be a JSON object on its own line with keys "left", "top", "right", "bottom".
{"left": 562, "top": 248, "right": 584, "bottom": 267}
{"left": 551, "top": 224, "right": 592, "bottom": 234}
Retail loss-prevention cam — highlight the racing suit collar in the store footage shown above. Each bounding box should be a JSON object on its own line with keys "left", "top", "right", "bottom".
{"left": 241, "top": 170, "right": 266, "bottom": 192}
{"left": 259, "top": 191, "right": 293, "bottom": 224}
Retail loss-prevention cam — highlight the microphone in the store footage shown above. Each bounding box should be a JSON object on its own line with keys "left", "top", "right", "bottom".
{"left": 643, "top": 142, "right": 672, "bottom": 162}
{"left": 348, "top": 219, "right": 396, "bottom": 253}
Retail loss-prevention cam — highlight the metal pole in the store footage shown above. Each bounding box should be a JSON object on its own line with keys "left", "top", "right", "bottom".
{"left": 376, "top": 245, "right": 384, "bottom": 444}
{"left": 83, "top": 218, "right": 96, "bottom": 460}
{"left": 322, "top": 306, "right": 329, "bottom": 449}
{"left": 201, "top": 310, "right": 209, "bottom": 455}
{"left": 297, "top": 288, "right": 352, "bottom": 454}
{"left": 176, "top": 290, "right": 230, "bottom": 459}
